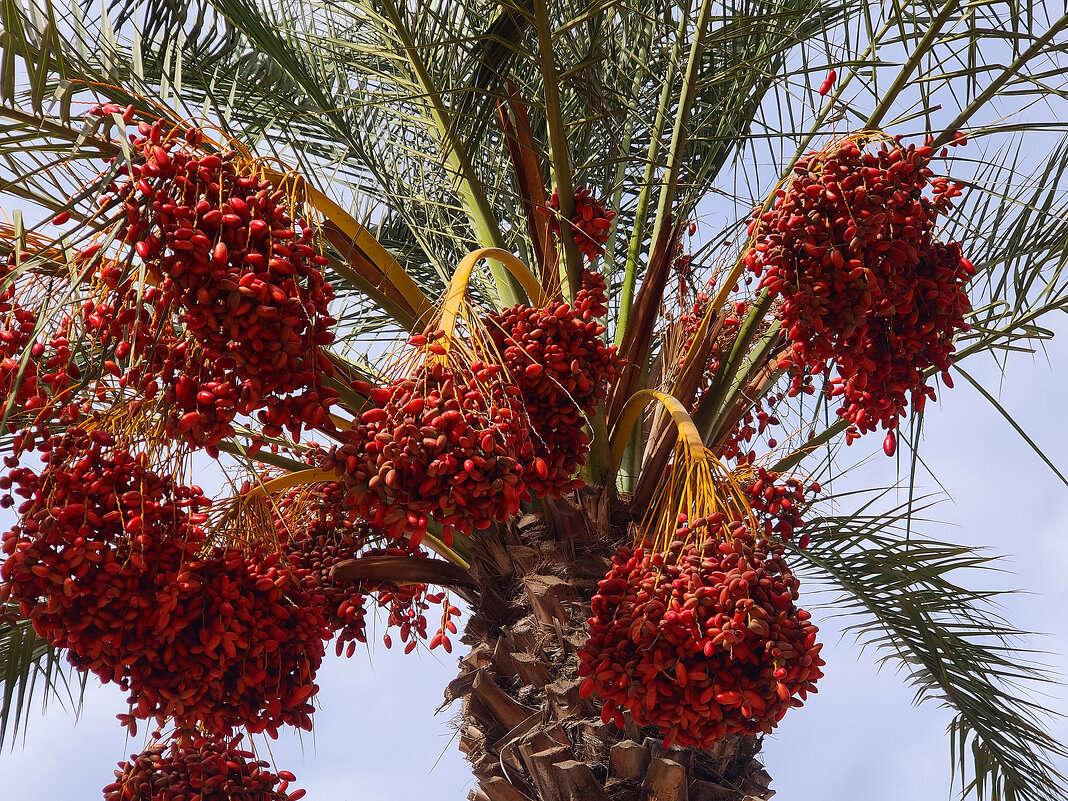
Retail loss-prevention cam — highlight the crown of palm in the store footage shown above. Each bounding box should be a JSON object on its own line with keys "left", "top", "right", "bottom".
{"left": 1, "top": 1, "right": 1067, "bottom": 799}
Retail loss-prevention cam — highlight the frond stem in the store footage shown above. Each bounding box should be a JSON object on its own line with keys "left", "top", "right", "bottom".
{"left": 866, "top": 0, "right": 962, "bottom": 130}
{"left": 533, "top": 0, "right": 582, "bottom": 299}
{"left": 614, "top": 4, "right": 690, "bottom": 347}
{"left": 377, "top": 0, "right": 521, "bottom": 306}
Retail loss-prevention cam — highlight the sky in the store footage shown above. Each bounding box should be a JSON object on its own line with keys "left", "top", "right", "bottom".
{"left": 2, "top": 323, "right": 1066, "bottom": 800}
{"left": 2, "top": 6, "right": 1068, "bottom": 801}
{"left": 763, "top": 323, "right": 1068, "bottom": 799}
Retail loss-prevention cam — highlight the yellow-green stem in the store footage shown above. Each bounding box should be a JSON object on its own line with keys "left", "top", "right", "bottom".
{"left": 609, "top": 389, "right": 704, "bottom": 473}
{"left": 614, "top": 5, "right": 691, "bottom": 347}
{"left": 533, "top": 0, "right": 582, "bottom": 299}
{"left": 378, "top": 0, "right": 522, "bottom": 306}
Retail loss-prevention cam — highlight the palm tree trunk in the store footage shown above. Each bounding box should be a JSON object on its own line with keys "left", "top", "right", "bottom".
{"left": 446, "top": 487, "right": 775, "bottom": 801}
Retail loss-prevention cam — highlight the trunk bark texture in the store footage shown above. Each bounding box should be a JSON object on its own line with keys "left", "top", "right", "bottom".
{"left": 444, "top": 487, "right": 775, "bottom": 801}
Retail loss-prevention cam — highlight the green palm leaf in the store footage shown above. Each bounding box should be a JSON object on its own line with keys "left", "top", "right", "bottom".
{"left": 797, "top": 499, "right": 1067, "bottom": 801}
{"left": 0, "top": 611, "right": 83, "bottom": 751}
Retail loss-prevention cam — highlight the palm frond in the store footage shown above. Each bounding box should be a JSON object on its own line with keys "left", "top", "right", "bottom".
{"left": 102, "top": 0, "right": 239, "bottom": 63}
{"left": 797, "top": 497, "right": 1068, "bottom": 801}
{"left": 0, "top": 611, "right": 82, "bottom": 751}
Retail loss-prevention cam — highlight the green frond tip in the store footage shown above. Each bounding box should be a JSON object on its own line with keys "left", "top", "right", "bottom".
{"left": 796, "top": 502, "right": 1068, "bottom": 801}
{"left": 0, "top": 611, "right": 82, "bottom": 751}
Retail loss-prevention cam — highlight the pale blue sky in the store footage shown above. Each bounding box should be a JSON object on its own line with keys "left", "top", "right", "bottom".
{"left": 2, "top": 323, "right": 1066, "bottom": 800}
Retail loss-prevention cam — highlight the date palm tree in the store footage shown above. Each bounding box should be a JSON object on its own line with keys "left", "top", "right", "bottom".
{"left": 1, "top": 1, "right": 1068, "bottom": 800}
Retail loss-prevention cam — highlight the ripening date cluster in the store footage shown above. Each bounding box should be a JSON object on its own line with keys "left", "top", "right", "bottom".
{"left": 579, "top": 523, "right": 823, "bottom": 749}
{"left": 278, "top": 484, "right": 460, "bottom": 656}
{"left": 745, "top": 135, "right": 973, "bottom": 440}
{"left": 104, "top": 735, "right": 305, "bottom": 801}
{"left": 113, "top": 544, "right": 328, "bottom": 738}
{"left": 0, "top": 263, "right": 82, "bottom": 432}
{"left": 484, "top": 270, "right": 621, "bottom": 496}
{"left": 324, "top": 356, "right": 534, "bottom": 544}
{"left": 96, "top": 119, "right": 338, "bottom": 452}
{"left": 0, "top": 429, "right": 208, "bottom": 678}
{"left": 0, "top": 428, "right": 328, "bottom": 739}
{"left": 740, "top": 465, "right": 820, "bottom": 547}
{"left": 544, "top": 186, "right": 617, "bottom": 262}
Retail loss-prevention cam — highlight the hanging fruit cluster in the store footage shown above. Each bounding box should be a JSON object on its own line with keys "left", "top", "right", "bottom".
{"left": 0, "top": 263, "right": 81, "bottom": 432}
{"left": 744, "top": 135, "right": 973, "bottom": 440}
{"left": 114, "top": 543, "right": 328, "bottom": 737}
{"left": 578, "top": 522, "right": 823, "bottom": 749}
{"left": 277, "top": 482, "right": 459, "bottom": 657}
{"left": 484, "top": 270, "right": 621, "bottom": 496}
{"left": 104, "top": 735, "right": 305, "bottom": 801}
{"left": 737, "top": 465, "right": 820, "bottom": 547}
{"left": 0, "top": 428, "right": 208, "bottom": 685}
{"left": 98, "top": 119, "right": 338, "bottom": 451}
{"left": 545, "top": 186, "right": 616, "bottom": 262}
{"left": 0, "top": 426, "right": 329, "bottom": 738}
{"left": 323, "top": 353, "right": 533, "bottom": 543}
